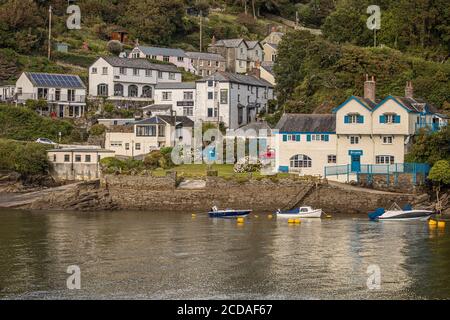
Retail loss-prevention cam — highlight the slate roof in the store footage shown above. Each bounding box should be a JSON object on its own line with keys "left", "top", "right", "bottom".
{"left": 185, "top": 51, "right": 225, "bottom": 61}
{"left": 141, "top": 104, "right": 172, "bottom": 111}
{"left": 261, "top": 62, "right": 275, "bottom": 76}
{"left": 137, "top": 46, "right": 186, "bottom": 58}
{"left": 212, "top": 39, "right": 247, "bottom": 48}
{"left": 391, "top": 96, "right": 439, "bottom": 114}
{"left": 155, "top": 82, "right": 196, "bottom": 90}
{"left": 264, "top": 43, "right": 278, "bottom": 50}
{"left": 352, "top": 96, "right": 378, "bottom": 110}
{"left": 246, "top": 41, "right": 262, "bottom": 49}
{"left": 197, "top": 71, "right": 273, "bottom": 88}
{"left": 275, "top": 114, "right": 336, "bottom": 133}
{"left": 236, "top": 121, "right": 273, "bottom": 136}
{"left": 48, "top": 148, "right": 114, "bottom": 153}
{"left": 101, "top": 56, "right": 180, "bottom": 73}
{"left": 134, "top": 115, "right": 194, "bottom": 127}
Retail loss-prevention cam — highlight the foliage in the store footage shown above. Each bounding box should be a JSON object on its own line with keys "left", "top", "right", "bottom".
{"left": 0, "top": 139, "right": 50, "bottom": 175}
{"left": 405, "top": 126, "right": 450, "bottom": 165}
{"left": 99, "top": 157, "right": 145, "bottom": 174}
{"left": 89, "top": 124, "right": 107, "bottom": 136}
{"left": 428, "top": 160, "right": 450, "bottom": 186}
{"left": 25, "top": 99, "right": 48, "bottom": 111}
{"left": 0, "top": 105, "right": 74, "bottom": 142}
{"left": 143, "top": 150, "right": 174, "bottom": 169}
{"left": 233, "top": 156, "right": 262, "bottom": 173}
{"left": 107, "top": 40, "right": 124, "bottom": 55}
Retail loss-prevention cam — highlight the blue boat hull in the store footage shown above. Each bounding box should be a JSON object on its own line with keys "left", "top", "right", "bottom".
{"left": 208, "top": 210, "right": 252, "bottom": 218}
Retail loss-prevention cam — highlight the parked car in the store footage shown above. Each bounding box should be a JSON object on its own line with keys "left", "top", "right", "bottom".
{"left": 35, "top": 138, "right": 57, "bottom": 145}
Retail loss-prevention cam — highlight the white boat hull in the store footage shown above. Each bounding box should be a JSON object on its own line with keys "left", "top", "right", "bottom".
{"left": 276, "top": 209, "right": 322, "bottom": 219}
{"left": 378, "top": 209, "right": 433, "bottom": 221}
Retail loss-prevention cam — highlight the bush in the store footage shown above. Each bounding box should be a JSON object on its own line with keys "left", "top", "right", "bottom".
{"left": 233, "top": 156, "right": 262, "bottom": 173}
{"left": 143, "top": 150, "right": 174, "bottom": 170}
{"left": 89, "top": 124, "right": 107, "bottom": 136}
{"left": 0, "top": 139, "right": 49, "bottom": 176}
{"left": 107, "top": 40, "right": 123, "bottom": 55}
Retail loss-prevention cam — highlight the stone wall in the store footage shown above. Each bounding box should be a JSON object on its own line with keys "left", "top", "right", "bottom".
{"left": 358, "top": 173, "right": 427, "bottom": 194}
{"left": 101, "top": 174, "right": 416, "bottom": 214}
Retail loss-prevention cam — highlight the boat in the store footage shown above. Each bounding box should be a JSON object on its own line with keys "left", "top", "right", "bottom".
{"left": 368, "top": 203, "right": 433, "bottom": 221}
{"left": 275, "top": 206, "right": 322, "bottom": 218}
{"left": 208, "top": 206, "right": 252, "bottom": 218}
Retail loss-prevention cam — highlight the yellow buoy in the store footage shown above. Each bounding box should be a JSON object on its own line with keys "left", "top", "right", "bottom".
{"left": 437, "top": 221, "right": 446, "bottom": 228}
{"left": 192, "top": 213, "right": 196, "bottom": 217}
{"left": 288, "top": 218, "right": 295, "bottom": 224}
{"left": 294, "top": 219, "right": 301, "bottom": 224}
{"left": 429, "top": 219, "right": 437, "bottom": 225}
{"left": 237, "top": 217, "right": 245, "bottom": 224}
{"left": 267, "top": 214, "right": 273, "bottom": 219}
{"left": 325, "top": 215, "right": 332, "bottom": 218}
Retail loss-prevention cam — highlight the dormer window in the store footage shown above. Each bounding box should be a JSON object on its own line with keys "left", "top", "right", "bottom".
{"left": 380, "top": 113, "right": 400, "bottom": 124}
{"left": 344, "top": 113, "right": 364, "bottom": 124}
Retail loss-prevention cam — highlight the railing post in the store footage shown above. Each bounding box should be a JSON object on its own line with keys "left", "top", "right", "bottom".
{"left": 386, "top": 164, "right": 390, "bottom": 186}
{"left": 347, "top": 164, "right": 349, "bottom": 182}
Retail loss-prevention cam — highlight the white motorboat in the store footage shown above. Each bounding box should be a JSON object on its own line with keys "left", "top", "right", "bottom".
{"left": 368, "top": 203, "right": 433, "bottom": 221}
{"left": 275, "top": 206, "right": 322, "bottom": 218}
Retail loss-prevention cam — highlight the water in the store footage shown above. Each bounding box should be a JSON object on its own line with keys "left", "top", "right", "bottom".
{"left": 0, "top": 210, "right": 449, "bottom": 300}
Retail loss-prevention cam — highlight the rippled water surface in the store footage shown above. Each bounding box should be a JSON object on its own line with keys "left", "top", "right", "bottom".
{"left": 0, "top": 210, "right": 449, "bottom": 299}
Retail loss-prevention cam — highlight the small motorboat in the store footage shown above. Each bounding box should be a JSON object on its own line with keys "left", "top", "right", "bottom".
{"left": 208, "top": 206, "right": 252, "bottom": 218}
{"left": 368, "top": 203, "right": 433, "bottom": 221}
{"left": 276, "top": 206, "right": 322, "bottom": 218}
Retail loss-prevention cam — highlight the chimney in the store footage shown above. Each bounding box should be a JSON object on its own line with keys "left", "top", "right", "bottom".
{"left": 364, "top": 74, "right": 376, "bottom": 102}
{"left": 405, "top": 81, "right": 414, "bottom": 99}
{"left": 211, "top": 35, "right": 216, "bottom": 46}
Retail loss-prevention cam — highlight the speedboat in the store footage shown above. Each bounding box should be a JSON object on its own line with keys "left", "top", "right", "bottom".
{"left": 368, "top": 203, "right": 433, "bottom": 221}
{"left": 275, "top": 206, "right": 322, "bottom": 218}
{"left": 208, "top": 206, "right": 252, "bottom": 218}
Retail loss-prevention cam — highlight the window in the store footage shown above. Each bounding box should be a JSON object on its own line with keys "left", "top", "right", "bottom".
{"left": 158, "top": 124, "right": 165, "bottom": 137}
{"left": 382, "top": 136, "right": 393, "bottom": 144}
{"left": 350, "top": 136, "right": 359, "bottom": 144}
{"left": 133, "top": 68, "right": 140, "bottom": 76}
{"left": 92, "top": 67, "right": 97, "bottom": 74}
{"left": 151, "top": 55, "right": 157, "bottom": 60}
{"left": 128, "top": 85, "right": 138, "bottom": 97}
{"left": 208, "top": 60, "right": 212, "bottom": 67}
{"left": 183, "top": 107, "right": 193, "bottom": 116}
{"left": 169, "top": 73, "right": 175, "bottom": 80}
{"left": 163, "top": 56, "right": 170, "bottom": 62}
{"left": 145, "top": 69, "right": 152, "bottom": 77}
{"left": 208, "top": 108, "right": 214, "bottom": 118}
{"left": 85, "top": 155, "right": 91, "bottom": 162}
{"left": 376, "top": 155, "right": 394, "bottom": 164}
{"left": 75, "top": 155, "right": 81, "bottom": 162}
{"left": 110, "top": 141, "right": 122, "bottom": 147}
{"left": 135, "top": 143, "right": 141, "bottom": 150}
{"left": 68, "top": 89, "right": 75, "bottom": 102}
{"left": 238, "top": 108, "right": 243, "bottom": 124}
{"left": 290, "top": 154, "right": 312, "bottom": 168}
{"left": 306, "top": 134, "right": 329, "bottom": 142}
{"left": 282, "top": 134, "right": 301, "bottom": 142}
{"left": 207, "top": 92, "right": 213, "bottom": 100}
{"left": 55, "top": 89, "right": 61, "bottom": 101}
{"left": 37, "top": 88, "right": 48, "bottom": 99}
{"left": 158, "top": 71, "right": 163, "bottom": 79}
{"left": 114, "top": 84, "right": 124, "bottom": 96}
{"left": 183, "top": 91, "right": 193, "bottom": 100}
{"left": 177, "top": 56, "right": 184, "bottom": 62}
{"left": 380, "top": 113, "right": 400, "bottom": 124}
{"left": 136, "top": 125, "right": 156, "bottom": 136}
{"left": 216, "top": 61, "right": 219, "bottom": 67}
{"left": 327, "top": 155, "right": 337, "bottom": 164}
{"left": 102, "top": 67, "right": 108, "bottom": 75}
{"left": 64, "top": 154, "right": 70, "bottom": 162}
{"left": 119, "top": 67, "right": 127, "bottom": 75}
{"left": 344, "top": 114, "right": 364, "bottom": 124}
{"left": 142, "top": 86, "right": 152, "bottom": 98}
{"left": 220, "top": 89, "right": 228, "bottom": 104}
{"left": 208, "top": 80, "right": 213, "bottom": 87}
{"left": 237, "top": 94, "right": 240, "bottom": 102}
{"left": 97, "top": 84, "right": 108, "bottom": 96}
{"left": 162, "top": 91, "right": 172, "bottom": 101}
{"left": 125, "top": 143, "right": 129, "bottom": 150}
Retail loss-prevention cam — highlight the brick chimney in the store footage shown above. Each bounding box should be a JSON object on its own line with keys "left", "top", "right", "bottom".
{"left": 364, "top": 74, "right": 376, "bottom": 102}
{"left": 405, "top": 81, "right": 414, "bottom": 99}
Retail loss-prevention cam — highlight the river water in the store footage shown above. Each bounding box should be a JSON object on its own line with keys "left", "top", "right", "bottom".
{"left": 0, "top": 210, "right": 449, "bottom": 300}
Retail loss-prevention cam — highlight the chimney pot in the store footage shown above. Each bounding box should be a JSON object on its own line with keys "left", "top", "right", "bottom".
{"left": 364, "top": 75, "right": 376, "bottom": 102}
{"left": 405, "top": 81, "right": 414, "bottom": 99}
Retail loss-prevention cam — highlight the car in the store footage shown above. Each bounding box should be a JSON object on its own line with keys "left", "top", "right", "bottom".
{"left": 35, "top": 138, "right": 57, "bottom": 145}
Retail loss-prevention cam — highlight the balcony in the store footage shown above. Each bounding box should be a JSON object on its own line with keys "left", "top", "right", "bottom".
{"left": 16, "top": 93, "right": 86, "bottom": 104}
{"left": 415, "top": 122, "right": 446, "bottom": 133}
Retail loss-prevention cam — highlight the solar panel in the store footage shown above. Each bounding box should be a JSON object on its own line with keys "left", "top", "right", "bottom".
{"left": 28, "top": 73, "right": 83, "bottom": 88}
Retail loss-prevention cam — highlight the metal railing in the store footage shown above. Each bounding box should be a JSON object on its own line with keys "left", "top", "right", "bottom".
{"left": 16, "top": 93, "right": 86, "bottom": 103}
{"left": 415, "top": 122, "right": 446, "bottom": 133}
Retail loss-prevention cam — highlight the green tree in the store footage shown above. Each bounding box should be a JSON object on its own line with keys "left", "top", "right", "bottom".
{"left": 428, "top": 160, "right": 450, "bottom": 209}
{"left": 405, "top": 126, "right": 450, "bottom": 165}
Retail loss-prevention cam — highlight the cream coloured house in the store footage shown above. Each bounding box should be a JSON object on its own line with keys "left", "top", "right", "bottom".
{"left": 263, "top": 43, "right": 278, "bottom": 62}
{"left": 105, "top": 115, "right": 194, "bottom": 157}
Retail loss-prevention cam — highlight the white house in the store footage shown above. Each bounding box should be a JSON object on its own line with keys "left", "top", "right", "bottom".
{"left": 15, "top": 72, "right": 86, "bottom": 118}
{"left": 195, "top": 71, "right": 274, "bottom": 130}
{"left": 105, "top": 115, "right": 194, "bottom": 157}
{"left": 88, "top": 56, "right": 182, "bottom": 107}
{"left": 129, "top": 45, "right": 194, "bottom": 72}
{"left": 0, "top": 84, "right": 15, "bottom": 102}
{"left": 274, "top": 77, "right": 448, "bottom": 180}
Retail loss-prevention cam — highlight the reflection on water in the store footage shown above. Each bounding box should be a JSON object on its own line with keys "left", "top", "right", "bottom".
{"left": 0, "top": 210, "right": 449, "bottom": 299}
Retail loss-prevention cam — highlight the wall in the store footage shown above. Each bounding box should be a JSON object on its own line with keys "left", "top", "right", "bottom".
{"left": 358, "top": 172, "right": 427, "bottom": 194}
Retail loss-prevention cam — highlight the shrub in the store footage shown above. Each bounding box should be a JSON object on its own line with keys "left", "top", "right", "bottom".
{"left": 89, "top": 124, "right": 107, "bottom": 136}
{"left": 233, "top": 156, "right": 262, "bottom": 173}
{"left": 0, "top": 139, "right": 49, "bottom": 176}
{"left": 107, "top": 40, "right": 123, "bottom": 55}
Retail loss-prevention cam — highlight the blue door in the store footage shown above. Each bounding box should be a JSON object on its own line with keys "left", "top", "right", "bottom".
{"left": 351, "top": 155, "right": 361, "bottom": 172}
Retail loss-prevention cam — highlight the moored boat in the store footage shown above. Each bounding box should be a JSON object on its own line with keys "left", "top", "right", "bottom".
{"left": 275, "top": 206, "right": 322, "bottom": 218}
{"left": 368, "top": 203, "right": 433, "bottom": 221}
{"left": 208, "top": 206, "right": 252, "bottom": 218}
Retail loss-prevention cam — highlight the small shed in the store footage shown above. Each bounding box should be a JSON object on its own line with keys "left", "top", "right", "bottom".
{"left": 56, "top": 42, "right": 69, "bottom": 53}
{"left": 111, "top": 29, "right": 129, "bottom": 43}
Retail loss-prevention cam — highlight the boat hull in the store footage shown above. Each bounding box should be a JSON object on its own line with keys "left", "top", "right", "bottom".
{"left": 276, "top": 209, "right": 322, "bottom": 219}
{"left": 378, "top": 210, "right": 433, "bottom": 221}
{"left": 208, "top": 210, "right": 252, "bottom": 218}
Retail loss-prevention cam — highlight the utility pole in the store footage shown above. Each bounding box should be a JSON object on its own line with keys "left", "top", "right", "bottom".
{"left": 199, "top": 10, "right": 203, "bottom": 52}
{"left": 48, "top": 5, "right": 52, "bottom": 60}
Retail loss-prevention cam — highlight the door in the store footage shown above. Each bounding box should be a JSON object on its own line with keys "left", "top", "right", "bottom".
{"left": 351, "top": 155, "right": 361, "bottom": 172}
{"left": 59, "top": 105, "right": 64, "bottom": 118}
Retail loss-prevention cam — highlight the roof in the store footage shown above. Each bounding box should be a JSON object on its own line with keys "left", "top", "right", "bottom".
{"left": 391, "top": 96, "right": 439, "bottom": 114}
{"left": 24, "top": 72, "right": 85, "bottom": 89}
{"left": 48, "top": 148, "right": 114, "bottom": 153}
{"left": 155, "top": 82, "right": 196, "bottom": 90}
{"left": 246, "top": 41, "right": 262, "bottom": 49}
{"left": 264, "top": 42, "right": 278, "bottom": 50}
{"left": 197, "top": 71, "right": 274, "bottom": 88}
{"left": 261, "top": 62, "right": 275, "bottom": 76}
{"left": 235, "top": 121, "right": 273, "bottom": 136}
{"left": 275, "top": 114, "right": 336, "bottom": 133}
{"left": 185, "top": 51, "right": 225, "bottom": 61}
{"left": 137, "top": 46, "right": 186, "bottom": 58}
{"left": 100, "top": 56, "right": 180, "bottom": 73}
{"left": 134, "top": 115, "right": 194, "bottom": 127}
{"left": 212, "top": 39, "right": 247, "bottom": 48}
{"left": 141, "top": 104, "right": 172, "bottom": 111}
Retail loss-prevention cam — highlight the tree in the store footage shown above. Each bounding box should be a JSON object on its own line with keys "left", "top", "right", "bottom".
{"left": 107, "top": 40, "right": 123, "bottom": 55}
{"left": 428, "top": 160, "right": 450, "bottom": 211}
{"left": 122, "top": 0, "right": 185, "bottom": 45}
{"left": 405, "top": 126, "right": 450, "bottom": 165}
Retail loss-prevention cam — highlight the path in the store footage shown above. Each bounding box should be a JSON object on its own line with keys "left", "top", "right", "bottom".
{"left": 327, "top": 180, "right": 415, "bottom": 195}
